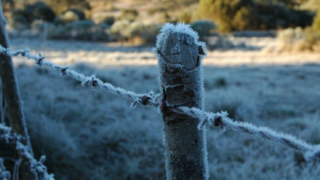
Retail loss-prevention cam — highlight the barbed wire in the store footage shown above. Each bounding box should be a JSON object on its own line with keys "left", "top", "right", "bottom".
{"left": 173, "top": 107, "right": 320, "bottom": 160}
{"left": 1, "top": 46, "right": 320, "bottom": 162}
{"left": 0, "top": 46, "right": 160, "bottom": 108}
{"left": 0, "top": 124, "right": 54, "bottom": 180}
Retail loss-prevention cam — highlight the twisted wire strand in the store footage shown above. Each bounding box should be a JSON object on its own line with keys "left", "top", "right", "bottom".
{"left": 1, "top": 46, "right": 320, "bottom": 161}
{"left": 0, "top": 124, "right": 54, "bottom": 180}
{"left": 174, "top": 106, "right": 320, "bottom": 160}
{"left": 0, "top": 46, "right": 160, "bottom": 108}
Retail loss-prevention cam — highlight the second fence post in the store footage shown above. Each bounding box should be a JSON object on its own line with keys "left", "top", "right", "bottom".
{"left": 156, "top": 24, "right": 208, "bottom": 180}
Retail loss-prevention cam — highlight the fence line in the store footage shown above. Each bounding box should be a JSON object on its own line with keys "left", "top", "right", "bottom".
{"left": 0, "top": 45, "right": 320, "bottom": 173}
{"left": 0, "top": 124, "right": 54, "bottom": 180}
{"left": 1, "top": 46, "right": 320, "bottom": 159}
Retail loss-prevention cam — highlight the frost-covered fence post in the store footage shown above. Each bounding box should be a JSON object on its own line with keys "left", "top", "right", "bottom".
{"left": 155, "top": 24, "right": 208, "bottom": 180}
{"left": 0, "top": 4, "right": 36, "bottom": 180}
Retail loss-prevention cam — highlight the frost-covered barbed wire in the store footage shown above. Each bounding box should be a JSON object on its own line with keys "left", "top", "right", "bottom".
{"left": 0, "top": 46, "right": 160, "bottom": 108}
{"left": 0, "top": 124, "right": 54, "bottom": 180}
{"left": 1, "top": 46, "right": 320, "bottom": 161}
{"left": 173, "top": 106, "right": 320, "bottom": 161}
{"left": 0, "top": 158, "right": 10, "bottom": 180}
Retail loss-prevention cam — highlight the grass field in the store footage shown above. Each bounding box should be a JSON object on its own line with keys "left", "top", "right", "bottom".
{"left": 2, "top": 36, "right": 320, "bottom": 180}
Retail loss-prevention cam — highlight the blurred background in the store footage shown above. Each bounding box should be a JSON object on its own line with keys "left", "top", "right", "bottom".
{"left": 1, "top": 0, "right": 320, "bottom": 180}
{"left": 1, "top": 0, "right": 319, "bottom": 50}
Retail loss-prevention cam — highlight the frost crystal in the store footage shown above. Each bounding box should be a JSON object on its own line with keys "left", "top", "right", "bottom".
{"left": 156, "top": 23, "right": 206, "bottom": 56}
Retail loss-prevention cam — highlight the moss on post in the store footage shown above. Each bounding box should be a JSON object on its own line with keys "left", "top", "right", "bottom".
{"left": 156, "top": 23, "right": 208, "bottom": 180}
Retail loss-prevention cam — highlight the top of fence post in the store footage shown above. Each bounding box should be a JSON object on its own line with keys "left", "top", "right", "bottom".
{"left": 155, "top": 23, "right": 208, "bottom": 180}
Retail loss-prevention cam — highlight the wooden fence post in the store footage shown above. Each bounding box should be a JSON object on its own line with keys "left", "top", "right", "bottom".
{"left": 0, "top": 3, "right": 36, "bottom": 180}
{"left": 156, "top": 24, "right": 208, "bottom": 180}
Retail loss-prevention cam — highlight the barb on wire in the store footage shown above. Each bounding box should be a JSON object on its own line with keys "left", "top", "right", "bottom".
{"left": 0, "top": 46, "right": 160, "bottom": 108}
{"left": 173, "top": 106, "right": 320, "bottom": 161}
{"left": 1, "top": 46, "right": 320, "bottom": 161}
{"left": 0, "top": 124, "right": 54, "bottom": 180}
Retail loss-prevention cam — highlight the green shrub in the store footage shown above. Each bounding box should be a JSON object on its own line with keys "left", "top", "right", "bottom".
{"left": 99, "top": 16, "right": 115, "bottom": 26}
{"left": 110, "top": 21, "right": 160, "bottom": 44}
{"left": 67, "top": 8, "right": 86, "bottom": 20}
{"left": 147, "top": 7, "right": 166, "bottom": 15}
{"left": 47, "top": 20, "right": 109, "bottom": 41}
{"left": 178, "top": 11, "right": 192, "bottom": 23}
{"left": 60, "top": 11, "right": 79, "bottom": 23}
{"left": 277, "top": 27, "right": 304, "bottom": 43}
{"left": 277, "top": 27, "right": 320, "bottom": 52}
{"left": 12, "top": 15, "right": 29, "bottom": 30}
{"left": 303, "top": 27, "right": 320, "bottom": 51}
{"left": 24, "top": 2, "right": 56, "bottom": 22}
{"left": 312, "top": 10, "right": 320, "bottom": 30}
{"left": 232, "top": 6, "right": 257, "bottom": 30}
{"left": 191, "top": 20, "right": 217, "bottom": 39}
{"left": 10, "top": 2, "right": 55, "bottom": 28}
{"left": 119, "top": 9, "right": 139, "bottom": 21}
{"left": 199, "top": 0, "right": 313, "bottom": 32}
{"left": 46, "top": 0, "right": 90, "bottom": 14}
{"left": 11, "top": 9, "right": 28, "bottom": 28}
{"left": 59, "top": 8, "right": 86, "bottom": 24}
{"left": 140, "top": 24, "right": 161, "bottom": 44}
{"left": 110, "top": 20, "right": 131, "bottom": 40}
{"left": 31, "top": 19, "right": 48, "bottom": 31}
{"left": 159, "top": 12, "right": 172, "bottom": 24}
{"left": 111, "top": 21, "right": 143, "bottom": 39}
{"left": 300, "top": 0, "right": 320, "bottom": 12}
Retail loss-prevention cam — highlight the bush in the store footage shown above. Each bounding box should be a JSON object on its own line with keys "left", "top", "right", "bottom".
{"left": 119, "top": 9, "right": 139, "bottom": 22}
{"left": 98, "top": 16, "right": 115, "bottom": 26}
{"left": 110, "top": 21, "right": 160, "bottom": 44}
{"left": 111, "top": 21, "right": 143, "bottom": 39}
{"left": 140, "top": 24, "right": 161, "bottom": 44}
{"left": 178, "top": 11, "right": 192, "bottom": 23}
{"left": 199, "top": 0, "right": 314, "bottom": 32}
{"left": 191, "top": 20, "right": 217, "bottom": 40}
{"left": 158, "top": 12, "right": 173, "bottom": 24}
{"left": 46, "top": 0, "right": 91, "bottom": 14}
{"left": 31, "top": 19, "right": 49, "bottom": 31}
{"left": 24, "top": 2, "right": 56, "bottom": 22}
{"left": 11, "top": 10, "right": 30, "bottom": 29}
{"left": 58, "top": 8, "right": 86, "bottom": 24}
{"left": 110, "top": 20, "right": 131, "bottom": 40}
{"left": 303, "top": 27, "right": 320, "bottom": 51}
{"left": 47, "top": 20, "right": 109, "bottom": 41}
{"left": 277, "top": 27, "right": 304, "bottom": 43}
{"left": 312, "top": 10, "right": 320, "bottom": 30}
{"left": 10, "top": 2, "right": 55, "bottom": 28}
{"left": 147, "top": 7, "right": 166, "bottom": 15}
{"left": 232, "top": 6, "right": 257, "bottom": 30}
{"left": 277, "top": 27, "right": 320, "bottom": 52}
